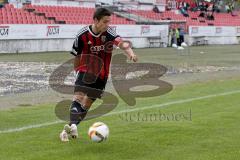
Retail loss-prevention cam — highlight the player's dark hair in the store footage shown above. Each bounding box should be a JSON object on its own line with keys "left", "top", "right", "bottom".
{"left": 93, "top": 8, "right": 112, "bottom": 20}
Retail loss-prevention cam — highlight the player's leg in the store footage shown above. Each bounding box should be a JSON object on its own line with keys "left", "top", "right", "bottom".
{"left": 69, "top": 92, "right": 89, "bottom": 126}
{"left": 60, "top": 92, "right": 85, "bottom": 141}
{"left": 83, "top": 94, "right": 95, "bottom": 108}
{"left": 60, "top": 92, "right": 95, "bottom": 141}
{"left": 67, "top": 80, "right": 105, "bottom": 138}
{"left": 69, "top": 91, "right": 94, "bottom": 136}
{"left": 66, "top": 72, "right": 90, "bottom": 139}
{"left": 60, "top": 73, "right": 106, "bottom": 142}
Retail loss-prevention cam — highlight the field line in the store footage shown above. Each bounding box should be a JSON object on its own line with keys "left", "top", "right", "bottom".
{"left": 0, "top": 89, "right": 240, "bottom": 134}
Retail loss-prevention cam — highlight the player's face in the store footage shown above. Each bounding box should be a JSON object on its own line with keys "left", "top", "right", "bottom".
{"left": 95, "top": 16, "right": 111, "bottom": 33}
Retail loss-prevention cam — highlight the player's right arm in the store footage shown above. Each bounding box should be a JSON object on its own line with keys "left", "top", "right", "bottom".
{"left": 70, "top": 26, "right": 88, "bottom": 70}
{"left": 70, "top": 36, "right": 84, "bottom": 70}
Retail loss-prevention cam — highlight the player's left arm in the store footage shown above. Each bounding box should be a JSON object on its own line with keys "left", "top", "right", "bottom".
{"left": 114, "top": 37, "right": 138, "bottom": 62}
{"left": 107, "top": 27, "right": 138, "bottom": 62}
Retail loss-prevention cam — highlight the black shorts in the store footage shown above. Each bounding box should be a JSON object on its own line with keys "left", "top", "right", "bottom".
{"left": 74, "top": 72, "right": 107, "bottom": 101}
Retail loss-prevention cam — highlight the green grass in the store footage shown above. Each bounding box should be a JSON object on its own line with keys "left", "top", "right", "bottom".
{"left": 134, "top": 45, "right": 240, "bottom": 67}
{"left": 0, "top": 78, "right": 240, "bottom": 160}
{"left": 1, "top": 45, "right": 240, "bottom": 159}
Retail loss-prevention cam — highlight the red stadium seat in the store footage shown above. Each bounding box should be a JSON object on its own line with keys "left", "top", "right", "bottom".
{"left": 10, "top": 4, "right": 136, "bottom": 24}
{"left": 6, "top": 3, "right": 238, "bottom": 26}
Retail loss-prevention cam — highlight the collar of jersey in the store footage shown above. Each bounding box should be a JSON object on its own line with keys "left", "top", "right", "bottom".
{"left": 88, "top": 25, "right": 101, "bottom": 37}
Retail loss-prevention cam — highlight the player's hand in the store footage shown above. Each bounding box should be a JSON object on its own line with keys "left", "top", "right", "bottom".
{"left": 129, "top": 54, "right": 138, "bottom": 62}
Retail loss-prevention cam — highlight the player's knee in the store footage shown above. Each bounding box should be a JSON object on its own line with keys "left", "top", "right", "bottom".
{"left": 73, "top": 92, "right": 85, "bottom": 102}
{"left": 84, "top": 97, "right": 94, "bottom": 109}
{"left": 84, "top": 101, "right": 93, "bottom": 108}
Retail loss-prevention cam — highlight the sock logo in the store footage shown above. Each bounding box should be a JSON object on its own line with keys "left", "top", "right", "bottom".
{"left": 71, "top": 107, "right": 78, "bottom": 113}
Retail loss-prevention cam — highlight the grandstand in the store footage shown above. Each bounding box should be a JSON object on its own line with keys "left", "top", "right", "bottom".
{"left": 0, "top": 0, "right": 239, "bottom": 26}
{"left": 128, "top": 9, "right": 240, "bottom": 26}
{"left": 23, "top": 4, "right": 135, "bottom": 24}
{"left": 0, "top": 3, "right": 135, "bottom": 24}
{"left": 0, "top": 0, "right": 240, "bottom": 53}
{"left": 0, "top": 4, "right": 55, "bottom": 24}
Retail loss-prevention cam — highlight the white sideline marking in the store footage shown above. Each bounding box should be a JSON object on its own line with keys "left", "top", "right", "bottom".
{"left": 0, "top": 90, "right": 240, "bottom": 134}
{"left": 0, "top": 120, "right": 63, "bottom": 134}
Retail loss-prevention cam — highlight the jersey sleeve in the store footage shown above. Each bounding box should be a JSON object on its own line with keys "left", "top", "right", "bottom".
{"left": 70, "top": 36, "right": 84, "bottom": 56}
{"left": 107, "top": 27, "right": 122, "bottom": 46}
{"left": 70, "top": 26, "right": 88, "bottom": 56}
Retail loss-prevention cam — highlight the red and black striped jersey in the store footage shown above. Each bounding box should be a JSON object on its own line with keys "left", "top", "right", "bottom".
{"left": 70, "top": 25, "right": 121, "bottom": 81}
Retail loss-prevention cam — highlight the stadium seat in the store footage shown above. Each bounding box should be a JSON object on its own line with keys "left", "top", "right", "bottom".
{"left": 128, "top": 7, "right": 239, "bottom": 28}
{"left": 20, "top": 4, "right": 136, "bottom": 24}
{"left": 0, "top": 3, "right": 239, "bottom": 26}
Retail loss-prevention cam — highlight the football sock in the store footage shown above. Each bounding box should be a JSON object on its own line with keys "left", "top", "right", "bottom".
{"left": 69, "top": 101, "right": 88, "bottom": 125}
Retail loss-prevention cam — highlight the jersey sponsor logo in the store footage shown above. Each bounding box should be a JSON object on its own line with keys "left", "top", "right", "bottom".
{"left": 90, "top": 45, "right": 105, "bottom": 53}
{"left": 0, "top": 26, "right": 9, "bottom": 37}
{"left": 47, "top": 26, "right": 60, "bottom": 36}
{"left": 90, "top": 41, "right": 113, "bottom": 54}
{"left": 90, "top": 42, "right": 114, "bottom": 54}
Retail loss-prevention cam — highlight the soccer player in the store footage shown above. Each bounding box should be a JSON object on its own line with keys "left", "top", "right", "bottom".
{"left": 60, "top": 7, "right": 137, "bottom": 142}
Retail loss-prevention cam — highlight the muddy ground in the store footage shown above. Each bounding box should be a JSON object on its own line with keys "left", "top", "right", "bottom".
{"left": 0, "top": 62, "right": 240, "bottom": 109}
